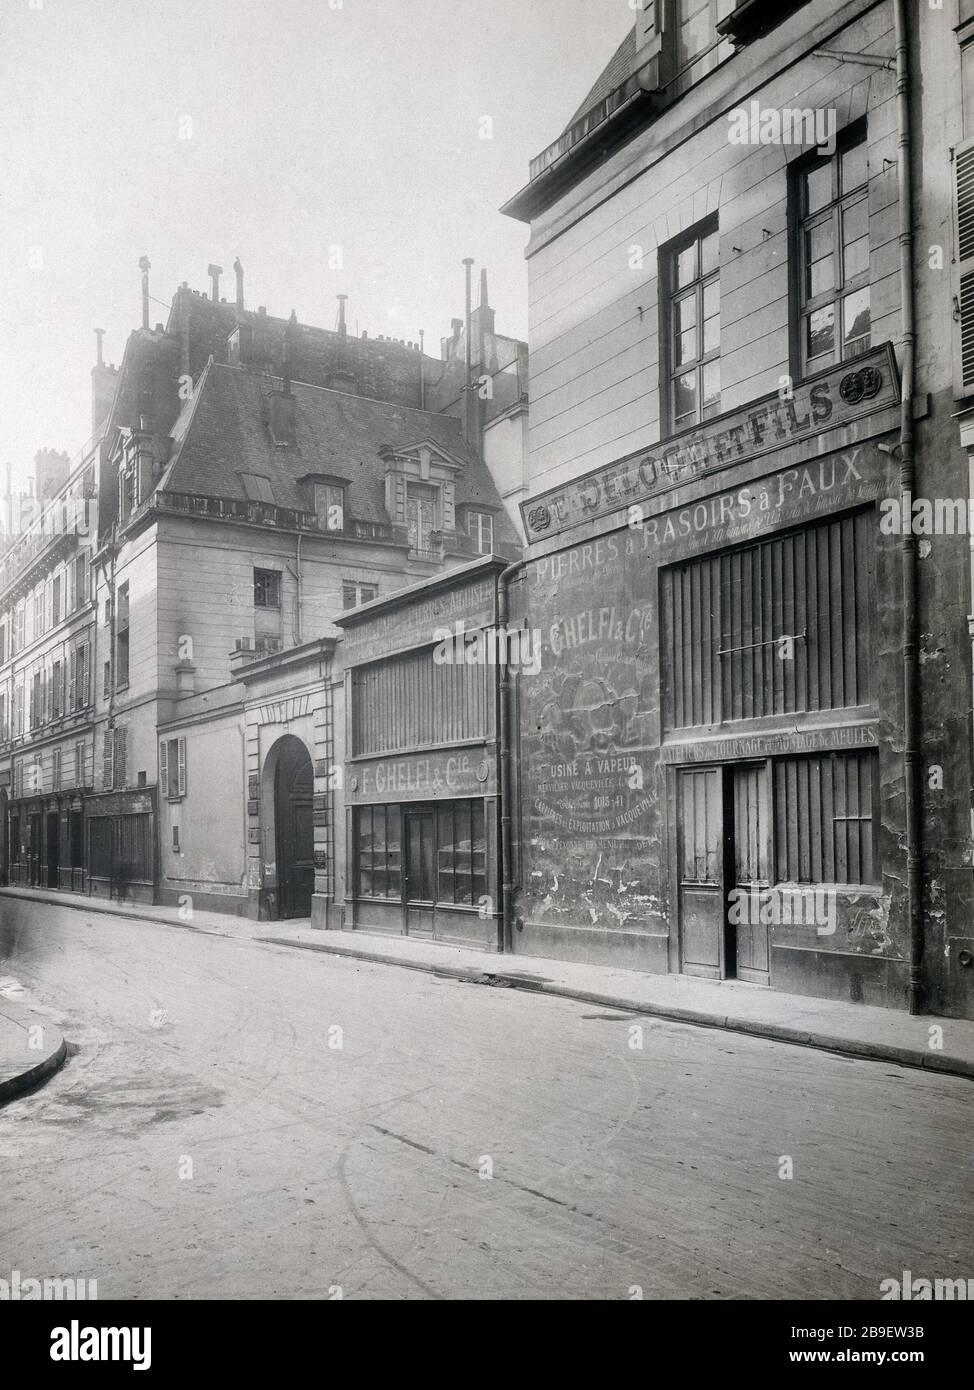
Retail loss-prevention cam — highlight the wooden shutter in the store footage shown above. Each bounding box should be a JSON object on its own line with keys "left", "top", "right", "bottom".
{"left": 103, "top": 727, "right": 114, "bottom": 790}
{"left": 177, "top": 737, "right": 187, "bottom": 797}
{"left": 114, "top": 727, "right": 127, "bottom": 789}
{"left": 159, "top": 740, "right": 169, "bottom": 799}
{"left": 954, "top": 137, "right": 974, "bottom": 396}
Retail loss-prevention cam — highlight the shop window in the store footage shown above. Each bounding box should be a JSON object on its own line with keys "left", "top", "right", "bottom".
{"left": 254, "top": 568, "right": 281, "bottom": 609}
{"left": 661, "top": 510, "right": 874, "bottom": 730}
{"left": 794, "top": 130, "right": 870, "bottom": 376}
{"left": 466, "top": 511, "right": 494, "bottom": 555}
{"left": 355, "top": 804, "right": 402, "bottom": 899}
{"left": 663, "top": 220, "right": 720, "bottom": 433}
{"left": 159, "top": 737, "right": 187, "bottom": 801}
{"left": 342, "top": 581, "right": 378, "bottom": 611}
{"left": 774, "top": 750, "right": 878, "bottom": 886}
{"left": 116, "top": 582, "right": 130, "bottom": 690}
{"left": 436, "top": 801, "right": 487, "bottom": 907}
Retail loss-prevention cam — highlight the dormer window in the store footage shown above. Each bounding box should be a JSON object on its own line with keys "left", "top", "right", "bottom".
{"left": 406, "top": 482, "right": 439, "bottom": 558}
{"left": 467, "top": 511, "right": 494, "bottom": 555}
{"left": 315, "top": 482, "right": 345, "bottom": 532}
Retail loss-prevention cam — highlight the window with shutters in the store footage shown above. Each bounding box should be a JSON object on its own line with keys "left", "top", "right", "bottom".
{"left": 30, "top": 671, "right": 42, "bottom": 730}
{"left": 103, "top": 725, "right": 126, "bottom": 790}
{"left": 663, "top": 220, "right": 720, "bottom": 432}
{"left": 159, "top": 736, "right": 187, "bottom": 801}
{"left": 52, "top": 573, "right": 61, "bottom": 627}
{"left": 116, "top": 582, "right": 130, "bottom": 690}
{"left": 75, "top": 740, "right": 86, "bottom": 787}
{"left": 793, "top": 131, "right": 870, "bottom": 377}
{"left": 75, "top": 552, "right": 89, "bottom": 610}
{"left": 72, "top": 642, "right": 90, "bottom": 710}
{"left": 33, "top": 588, "right": 44, "bottom": 641}
{"left": 954, "top": 137, "right": 974, "bottom": 397}
{"left": 52, "top": 659, "right": 63, "bottom": 719}
{"left": 52, "top": 748, "right": 62, "bottom": 792}
{"left": 660, "top": 510, "right": 874, "bottom": 731}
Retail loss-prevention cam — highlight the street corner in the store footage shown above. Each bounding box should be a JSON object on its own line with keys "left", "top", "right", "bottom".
{"left": 0, "top": 997, "right": 68, "bottom": 1105}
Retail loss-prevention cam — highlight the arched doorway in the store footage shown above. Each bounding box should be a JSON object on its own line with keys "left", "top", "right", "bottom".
{"left": 267, "top": 736, "right": 314, "bottom": 919}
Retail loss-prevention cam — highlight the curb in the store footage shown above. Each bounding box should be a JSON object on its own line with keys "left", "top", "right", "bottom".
{"left": 259, "top": 935, "right": 974, "bottom": 1083}
{"left": 0, "top": 1031, "right": 68, "bottom": 1106}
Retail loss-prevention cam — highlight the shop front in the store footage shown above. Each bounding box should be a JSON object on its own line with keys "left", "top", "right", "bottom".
{"left": 85, "top": 787, "right": 157, "bottom": 904}
{"left": 338, "top": 558, "right": 508, "bottom": 951}
{"left": 515, "top": 345, "right": 914, "bottom": 1009}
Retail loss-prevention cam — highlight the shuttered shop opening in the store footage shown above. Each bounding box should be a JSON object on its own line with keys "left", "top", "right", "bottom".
{"left": 351, "top": 647, "right": 489, "bottom": 755}
{"left": 88, "top": 814, "right": 154, "bottom": 885}
{"left": 774, "top": 749, "right": 878, "bottom": 886}
{"left": 660, "top": 509, "right": 874, "bottom": 730}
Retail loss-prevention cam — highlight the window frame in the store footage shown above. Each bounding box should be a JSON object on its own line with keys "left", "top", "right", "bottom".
{"left": 466, "top": 511, "right": 494, "bottom": 555}
{"left": 661, "top": 217, "right": 721, "bottom": 437}
{"left": 253, "top": 568, "right": 282, "bottom": 610}
{"left": 791, "top": 123, "right": 871, "bottom": 379}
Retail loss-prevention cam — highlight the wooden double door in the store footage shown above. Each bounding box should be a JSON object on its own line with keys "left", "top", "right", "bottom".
{"left": 677, "top": 762, "right": 771, "bottom": 984}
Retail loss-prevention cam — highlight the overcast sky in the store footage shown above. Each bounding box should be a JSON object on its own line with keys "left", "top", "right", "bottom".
{"left": 0, "top": 0, "right": 632, "bottom": 487}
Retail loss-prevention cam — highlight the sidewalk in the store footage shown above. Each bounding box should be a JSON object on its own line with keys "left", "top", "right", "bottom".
{"left": 0, "top": 994, "right": 67, "bottom": 1104}
{"left": 3, "top": 884, "right": 974, "bottom": 1080}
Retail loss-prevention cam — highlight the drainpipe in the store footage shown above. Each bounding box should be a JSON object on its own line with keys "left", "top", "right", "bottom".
{"left": 497, "top": 558, "right": 527, "bottom": 953}
{"left": 295, "top": 533, "right": 303, "bottom": 646}
{"left": 893, "top": 0, "right": 922, "bottom": 1014}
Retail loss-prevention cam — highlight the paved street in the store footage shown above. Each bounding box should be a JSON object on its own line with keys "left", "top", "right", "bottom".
{"left": 1, "top": 900, "right": 972, "bottom": 1300}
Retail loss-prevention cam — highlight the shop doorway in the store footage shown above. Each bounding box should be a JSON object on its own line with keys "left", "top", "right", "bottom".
{"left": 272, "top": 737, "right": 314, "bottom": 919}
{"left": 677, "top": 762, "right": 770, "bottom": 984}
{"left": 403, "top": 807, "right": 435, "bottom": 937}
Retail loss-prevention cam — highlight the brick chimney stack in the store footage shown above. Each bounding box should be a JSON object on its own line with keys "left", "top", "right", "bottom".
{"left": 138, "top": 255, "right": 151, "bottom": 329}
{"left": 208, "top": 263, "right": 223, "bottom": 302}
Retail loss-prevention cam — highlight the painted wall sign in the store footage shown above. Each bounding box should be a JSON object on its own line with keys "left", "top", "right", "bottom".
{"left": 521, "top": 344, "right": 898, "bottom": 541}
{"left": 660, "top": 723, "right": 879, "bottom": 764}
{"left": 346, "top": 746, "right": 497, "bottom": 803}
{"left": 341, "top": 577, "right": 497, "bottom": 666}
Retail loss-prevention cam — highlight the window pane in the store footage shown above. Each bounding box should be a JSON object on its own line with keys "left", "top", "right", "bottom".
{"left": 805, "top": 220, "right": 835, "bottom": 297}
{"left": 700, "top": 229, "right": 719, "bottom": 276}
{"left": 840, "top": 141, "right": 868, "bottom": 193}
{"left": 673, "top": 371, "right": 697, "bottom": 428}
{"left": 841, "top": 198, "right": 869, "bottom": 280}
{"left": 357, "top": 808, "right": 374, "bottom": 897}
{"left": 804, "top": 160, "right": 832, "bottom": 215}
{"left": 471, "top": 803, "right": 486, "bottom": 905}
{"left": 702, "top": 359, "right": 721, "bottom": 419}
{"left": 675, "top": 242, "right": 697, "bottom": 289}
{"left": 841, "top": 286, "right": 870, "bottom": 358}
{"left": 806, "top": 304, "right": 835, "bottom": 363}
{"left": 673, "top": 293, "right": 698, "bottom": 367}
{"left": 437, "top": 803, "right": 455, "bottom": 904}
{"left": 703, "top": 279, "right": 720, "bottom": 354}
{"left": 386, "top": 806, "right": 401, "bottom": 896}
{"left": 455, "top": 801, "right": 473, "bottom": 904}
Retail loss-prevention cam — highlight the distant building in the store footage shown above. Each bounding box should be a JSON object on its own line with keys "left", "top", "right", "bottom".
{"left": 0, "top": 260, "right": 524, "bottom": 919}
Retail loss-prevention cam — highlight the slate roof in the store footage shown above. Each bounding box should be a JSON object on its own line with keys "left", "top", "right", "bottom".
{"left": 567, "top": 26, "right": 637, "bottom": 127}
{"left": 160, "top": 362, "right": 520, "bottom": 548}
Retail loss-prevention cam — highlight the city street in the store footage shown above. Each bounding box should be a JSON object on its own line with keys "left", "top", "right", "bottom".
{"left": 2, "top": 900, "right": 972, "bottom": 1300}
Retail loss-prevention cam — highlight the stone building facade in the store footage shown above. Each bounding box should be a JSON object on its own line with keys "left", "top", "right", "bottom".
{"left": 501, "top": 0, "right": 974, "bottom": 1018}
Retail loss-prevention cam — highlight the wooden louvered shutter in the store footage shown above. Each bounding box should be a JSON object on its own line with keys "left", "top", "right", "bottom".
{"left": 954, "top": 138, "right": 974, "bottom": 396}
{"left": 103, "top": 727, "right": 114, "bottom": 790}
{"left": 177, "top": 737, "right": 187, "bottom": 797}
{"left": 114, "top": 727, "right": 127, "bottom": 789}
{"left": 159, "top": 740, "right": 169, "bottom": 800}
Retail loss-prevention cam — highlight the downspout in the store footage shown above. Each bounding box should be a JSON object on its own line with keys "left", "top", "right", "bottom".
{"left": 893, "top": 0, "right": 922, "bottom": 1013}
{"left": 497, "top": 558, "right": 526, "bottom": 953}
{"left": 295, "top": 532, "right": 303, "bottom": 646}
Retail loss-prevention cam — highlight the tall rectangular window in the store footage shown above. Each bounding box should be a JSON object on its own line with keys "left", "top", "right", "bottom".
{"left": 796, "top": 133, "right": 870, "bottom": 375}
{"left": 315, "top": 483, "right": 345, "bottom": 532}
{"left": 51, "top": 574, "right": 61, "bottom": 626}
{"left": 354, "top": 804, "right": 402, "bottom": 899}
{"left": 467, "top": 511, "right": 494, "bottom": 555}
{"left": 664, "top": 222, "right": 720, "bottom": 432}
{"left": 115, "top": 581, "right": 130, "bottom": 690}
{"left": 406, "top": 483, "right": 439, "bottom": 557}
{"left": 254, "top": 568, "right": 281, "bottom": 608}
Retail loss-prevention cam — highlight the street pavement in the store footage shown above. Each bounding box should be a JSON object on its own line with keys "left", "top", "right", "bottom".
{"left": 1, "top": 899, "right": 972, "bottom": 1300}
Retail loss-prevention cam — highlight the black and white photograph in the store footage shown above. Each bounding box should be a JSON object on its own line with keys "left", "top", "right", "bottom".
{"left": 0, "top": 0, "right": 972, "bottom": 1354}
